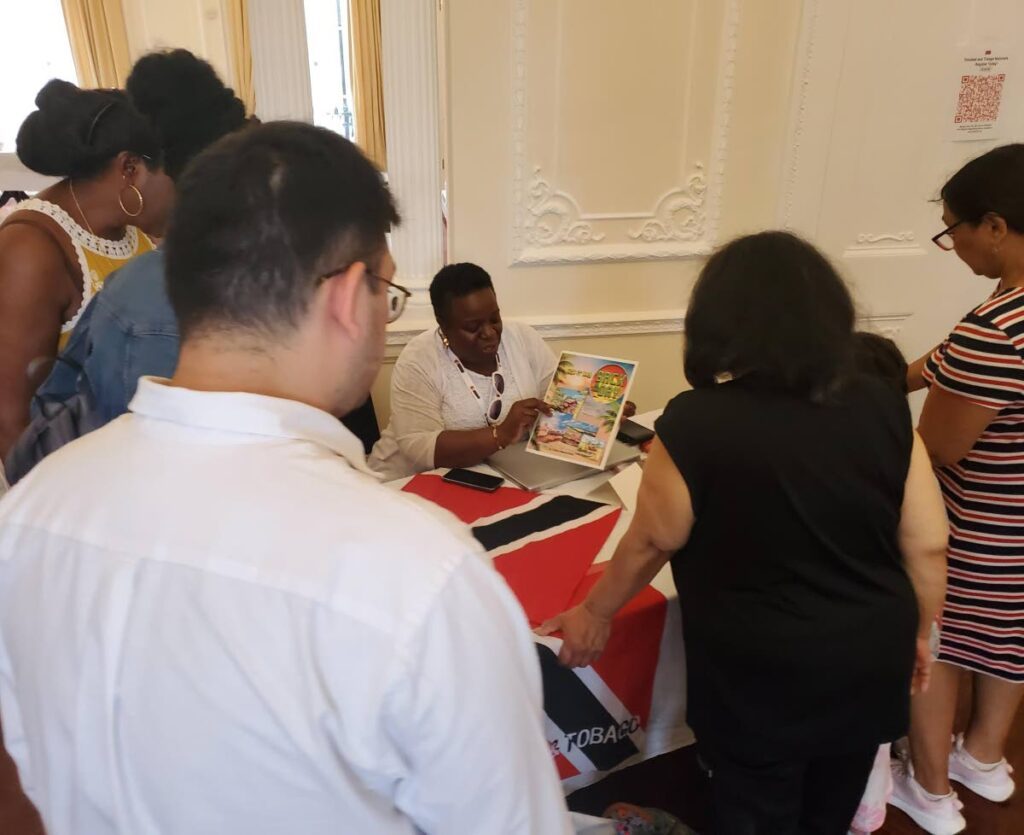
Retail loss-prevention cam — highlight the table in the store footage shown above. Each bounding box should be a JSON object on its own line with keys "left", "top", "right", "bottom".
{"left": 536, "top": 501, "right": 692, "bottom": 793}
{"left": 394, "top": 416, "right": 691, "bottom": 793}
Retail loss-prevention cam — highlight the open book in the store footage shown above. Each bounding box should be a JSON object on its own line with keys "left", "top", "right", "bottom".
{"left": 526, "top": 351, "right": 637, "bottom": 470}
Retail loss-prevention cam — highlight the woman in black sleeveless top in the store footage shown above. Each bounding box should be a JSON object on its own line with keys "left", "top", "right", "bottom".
{"left": 540, "top": 232, "right": 950, "bottom": 834}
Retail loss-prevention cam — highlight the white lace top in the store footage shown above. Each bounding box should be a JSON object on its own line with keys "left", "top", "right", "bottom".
{"left": 439, "top": 350, "right": 526, "bottom": 431}
{"left": 369, "top": 321, "right": 558, "bottom": 481}
{"left": 0, "top": 198, "right": 153, "bottom": 337}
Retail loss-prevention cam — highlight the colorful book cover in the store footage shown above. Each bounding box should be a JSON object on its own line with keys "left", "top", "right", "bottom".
{"left": 527, "top": 351, "right": 637, "bottom": 470}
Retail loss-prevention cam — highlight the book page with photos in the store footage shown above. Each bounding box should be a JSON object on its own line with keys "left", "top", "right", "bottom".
{"left": 527, "top": 351, "right": 637, "bottom": 470}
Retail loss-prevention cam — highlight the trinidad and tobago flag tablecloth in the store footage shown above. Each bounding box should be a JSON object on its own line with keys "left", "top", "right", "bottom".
{"left": 402, "top": 474, "right": 693, "bottom": 792}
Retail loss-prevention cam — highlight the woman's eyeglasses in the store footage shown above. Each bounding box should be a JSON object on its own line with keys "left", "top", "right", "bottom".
{"left": 931, "top": 219, "right": 968, "bottom": 251}
{"left": 316, "top": 264, "right": 412, "bottom": 323}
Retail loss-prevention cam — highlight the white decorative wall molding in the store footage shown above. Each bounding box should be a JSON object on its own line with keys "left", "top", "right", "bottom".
{"left": 704, "top": 0, "right": 740, "bottom": 246}
{"left": 858, "top": 313, "right": 912, "bottom": 340}
{"left": 386, "top": 310, "right": 686, "bottom": 355}
{"left": 508, "top": 238, "right": 717, "bottom": 266}
{"left": 509, "top": 0, "right": 531, "bottom": 259}
{"left": 628, "top": 165, "right": 708, "bottom": 242}
{"left": 771, "top": 0, "right": 1000, "bottom": 391}
{"left": 844, "top": 248, "right": 927, "bottom": 259}
{"left": 510, "top": 0, "right": 741, "bottom": 265}
{"left": 779, "top": 0, "right": 822, "bottom": 231}
{"left": 780, "top": 0, "right": 931, "bottom": 259}
{"left": 523, "top": 163, "right": 712, "bottom": 249}
{"left": 855, "top": 231, "right": 915, "bottom": 244}
{"left": 525, "top": 169, "right": 605, "bottom": 246}
{"left": 381, "top": 0, "right": 446, "bottom": 290}
{"left": 844, "top": 231, "right": 926, "bottom": 258}
{"left": 528, "top": 310, "right": 688, "bottom": 339}
{"left": 382, "top": 309, "right": 911, "bottom": 358}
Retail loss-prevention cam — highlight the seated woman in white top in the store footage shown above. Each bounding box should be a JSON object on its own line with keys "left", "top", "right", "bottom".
{"left": 370, "top": 263, "right": 555, "bottom": 481}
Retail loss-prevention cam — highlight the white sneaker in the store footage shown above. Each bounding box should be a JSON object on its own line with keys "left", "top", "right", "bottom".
{"left": 948, "top": 733, "right": 1016, "bottom": 802}
{"left": 888, "top": 759, "right": 966, "bottom": 835}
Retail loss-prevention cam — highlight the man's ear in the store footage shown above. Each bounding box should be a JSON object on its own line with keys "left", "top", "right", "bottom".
{"left": 323, "top": 262, "right": 367, "bottom": 336}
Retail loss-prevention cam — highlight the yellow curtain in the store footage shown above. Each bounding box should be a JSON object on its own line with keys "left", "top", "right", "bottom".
{"left": 224, "top": 0, "right": 256, "bottom": 115}
{"left": 349, "top": 0, "right": 387, "bottom": 170}
{"left": 60, "top": 0, "right": 133, "bottom": 89}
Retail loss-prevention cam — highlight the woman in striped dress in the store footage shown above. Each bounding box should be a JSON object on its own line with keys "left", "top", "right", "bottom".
{"left": 892, "top": 144, "right": 1024, "bottom": 835}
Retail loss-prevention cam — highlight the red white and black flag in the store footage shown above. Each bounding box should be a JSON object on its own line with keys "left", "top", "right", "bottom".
{"left": 402, "top": 474, "right": 678, "bottom": 788}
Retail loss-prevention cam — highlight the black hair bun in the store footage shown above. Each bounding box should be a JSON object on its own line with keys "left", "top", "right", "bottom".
{"left": 127, "top": 49, "right": 248, "bottom": 180}
{"left": 16, "top": 78, "right": 160, "bottom": 179}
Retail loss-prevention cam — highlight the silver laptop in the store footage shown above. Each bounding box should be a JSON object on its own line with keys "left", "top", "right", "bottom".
{"left": 488, "top": 441, "right": 640, "bottom": 492}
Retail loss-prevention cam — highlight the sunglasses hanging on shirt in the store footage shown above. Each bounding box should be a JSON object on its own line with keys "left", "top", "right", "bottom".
{"left": 440, "top": 330, "right": 505, "bottom": 424}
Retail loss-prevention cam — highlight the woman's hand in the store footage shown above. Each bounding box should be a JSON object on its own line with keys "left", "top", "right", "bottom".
{"left": 536, "top": 603, "right": 612, "bottom": 668}
{"left": 497, "top": 397, "right": 552, "bottom": 447}
{"left": 911, "top": 634, "right": 934, "bottom": 695}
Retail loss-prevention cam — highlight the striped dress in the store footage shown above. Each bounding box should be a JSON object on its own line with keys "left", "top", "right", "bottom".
{"left": 923, "top": 287, "right": 1024, "bottom": 682}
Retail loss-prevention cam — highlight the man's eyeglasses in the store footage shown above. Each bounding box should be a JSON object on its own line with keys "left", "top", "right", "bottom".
{"left": 932, "top": 219, "right": 969, "bottom": 251}
{"left": 317, "top": 264, "right": 412, "bottom": 323}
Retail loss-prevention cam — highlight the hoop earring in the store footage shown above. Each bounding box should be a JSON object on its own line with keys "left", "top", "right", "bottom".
{"left": 118, "top": 184, "right": 144, "bottom": 218}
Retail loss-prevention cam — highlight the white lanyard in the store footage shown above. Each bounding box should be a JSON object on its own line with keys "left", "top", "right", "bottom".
{"left": 440, "top": 331, "right": 504, "bottom": 423}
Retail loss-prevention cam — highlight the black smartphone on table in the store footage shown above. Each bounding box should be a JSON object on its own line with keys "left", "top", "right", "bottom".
{"left": 442, "top": 468, "right": 505, "bottom": 492}
{"left": 616, "top": 418, "right": 655, "bottom": 446}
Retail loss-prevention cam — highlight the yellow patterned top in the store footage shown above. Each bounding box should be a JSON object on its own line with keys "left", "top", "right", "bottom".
{"left": 3, "top": 198, "right": 155, "bottom": 349}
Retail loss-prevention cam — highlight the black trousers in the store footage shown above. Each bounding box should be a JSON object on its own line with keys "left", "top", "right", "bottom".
{"left": 700, "top": 741, "right": 878, "bottom": 835}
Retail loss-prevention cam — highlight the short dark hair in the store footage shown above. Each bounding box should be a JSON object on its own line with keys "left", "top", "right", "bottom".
{"left": 429, "top": 263, "right": 494, "bottom": 322}
{"left": 126, "top": 49, "right": 248, "bottom": 181}
{"left": 16, "top": 80, "right": 162, "bottom": 179}
{"left": 165, "top": 121, "right": 400, "bottom": 340}
{"left": 684, "top": 231, "right": 855, "bottom": 398}
{"left": 941, "top": 143, "right": 1024, "bottom": 233}
{"left": 854, "top": 332, "right": 908, "bottom": 393}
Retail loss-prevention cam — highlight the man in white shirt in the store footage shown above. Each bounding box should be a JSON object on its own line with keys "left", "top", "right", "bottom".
{"left": 0, "top": 123, "right": 573, "bottom": 835}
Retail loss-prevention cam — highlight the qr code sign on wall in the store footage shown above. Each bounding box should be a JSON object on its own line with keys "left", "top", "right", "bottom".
{"left": 955, "top": 74, "right": 1006, "bottom": 123}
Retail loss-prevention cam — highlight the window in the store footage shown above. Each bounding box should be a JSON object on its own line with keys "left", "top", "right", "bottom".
{"left": 0, "top": 0, "right": 78, "bottom": 154}
{"left": 303, "top": 0, "right": 357, "bottom": 141}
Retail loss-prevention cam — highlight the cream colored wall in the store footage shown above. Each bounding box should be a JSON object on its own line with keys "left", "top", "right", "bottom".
{"left": 121, "top": 0, "right": 235, "bottom": 89}
{"left": 113, "top": 0, "right": 803, "bottom": 428}
{"left": 372, "top": 0, "right": 803, "bottom": 426}
{"left": 111, "top": 0, "right": 1024, "bottom": 433}
{"left": 780, "top": 0, "right": 1024, "bottom": 417}
{"left": 443, "top": 0, "right": 803, "bottom": 314}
